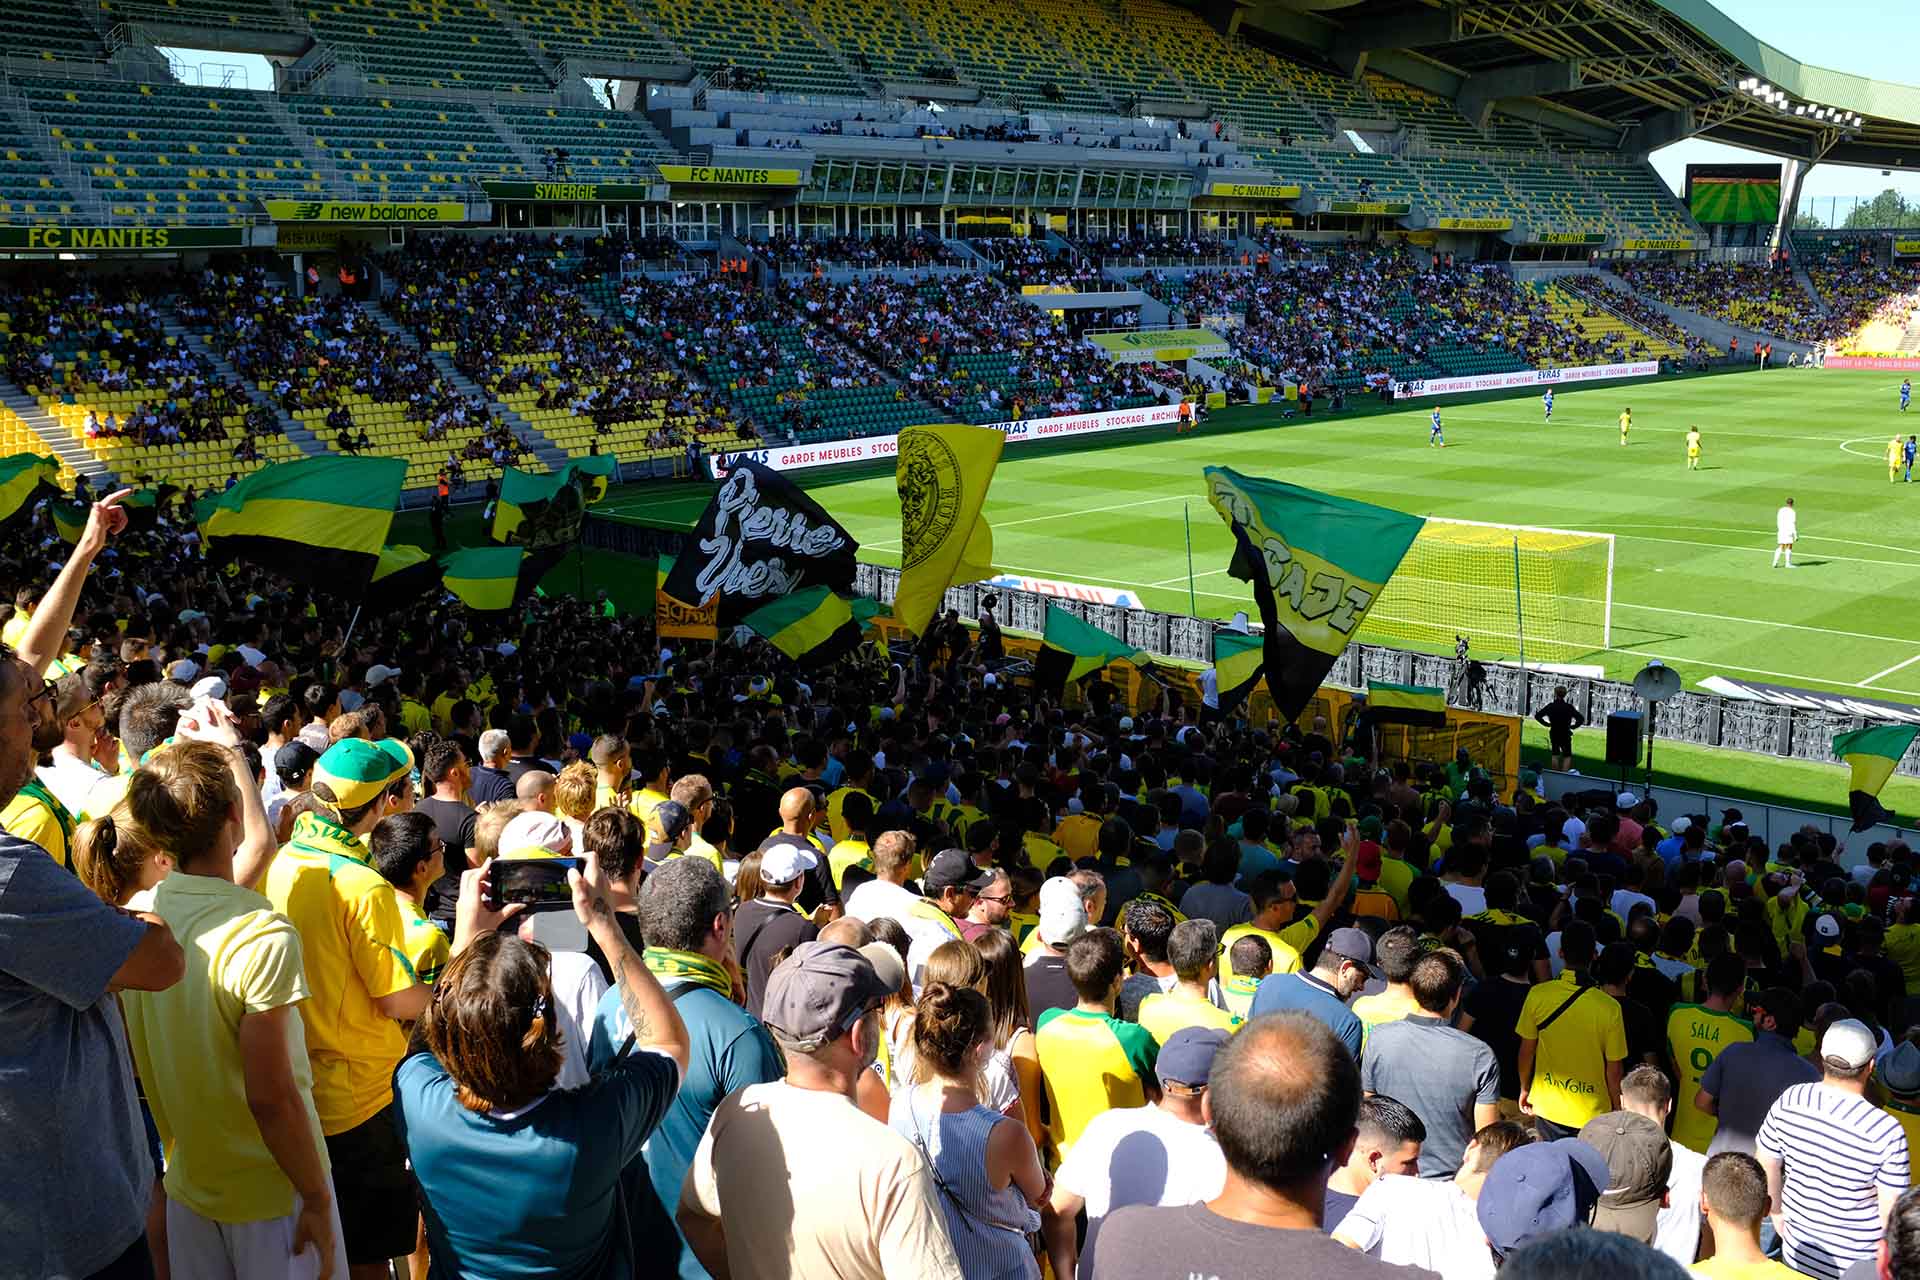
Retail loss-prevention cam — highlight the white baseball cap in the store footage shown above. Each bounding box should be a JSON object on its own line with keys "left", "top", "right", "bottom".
{"left": 190, "top": 675, "right": 228, "bottom": 702}
{"left": 167, "top": 658, "right": 201, "bottom": 683}
{"left": 500, "top": 812, "right": 572, "bottom": 857}
{"left": 1671, "top": 817, "right": 1692, "bottom": 834}
{"left": 1037, "top": 876, "right": 1089, "bottom": 947}
{"left": 1822, "top": 1018, "right": 1878, "bottom": 1071}
{"left": 1617, "top": 791, "right": 1639, "bottom": 808}
{"left": 760, "top": 838, "right": 820, "bottom": 885}
{"left": 365, "top": 664, "right": 402, "bottom": 687}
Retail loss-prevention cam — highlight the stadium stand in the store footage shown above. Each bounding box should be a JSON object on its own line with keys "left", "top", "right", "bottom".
{"left": 283, "top": 96, "right": 527, "bottom": 196}
{"left": 632, "top": 0, "right": 864, "bottom": 98}
{"left": 1, "top": 0, "right": 108, "bottom": 65}
{"left": 18, "top": 79, "right": 323, "bottom": 225}
{"left": 1616, "top": 261, "right": 1837, "bottom": 344}
{"left": 497, "top": 0, "right": 681, "bottom": 69}
{"left": 302, "top": 0, "right": 555, "bottom": 90}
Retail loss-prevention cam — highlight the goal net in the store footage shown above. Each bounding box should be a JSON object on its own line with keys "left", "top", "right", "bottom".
{"left": 1359, "top": 518, "right": 1614, "bottom": 664}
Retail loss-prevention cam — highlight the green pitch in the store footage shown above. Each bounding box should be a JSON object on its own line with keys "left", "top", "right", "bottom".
{"left": 1689, "top": 177, "right": 1781, "bottom": 225}
{"left": 601, "top": 368, "right": 1920, "bottom": 705}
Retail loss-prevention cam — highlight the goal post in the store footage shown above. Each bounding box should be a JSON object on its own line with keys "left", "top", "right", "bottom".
{"left": 1359, "top": 517, "right": 1614, "bottom": 664}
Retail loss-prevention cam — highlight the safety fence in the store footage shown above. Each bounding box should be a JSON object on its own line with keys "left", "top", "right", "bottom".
{"left": 582, "top": 516, "right": 1910, "bottom": 782}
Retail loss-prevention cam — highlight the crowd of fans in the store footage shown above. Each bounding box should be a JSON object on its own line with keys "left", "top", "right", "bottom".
{"left": 750, "top": 233, "right": 960, "bottom": 272}
{"left": 1614, "top": 261, "right": 1839, "bottom": 345}
{"left": 3, "top": 275, "right": 285, "bottom": 455}
{"left": 1074, "top": 233, "right": 1237, "bottom": 266}
{"left": 787, "top": 271, "right": 1160, "bottom": 421}
{"left": 1560, "top": 274, "right": 1714, "bottom": 361}
{"left": 13, "top": 484, "right": 1920, "bottom": 1280}
{"left": 969, "top": 237, "right": 1107, "bottom": 289}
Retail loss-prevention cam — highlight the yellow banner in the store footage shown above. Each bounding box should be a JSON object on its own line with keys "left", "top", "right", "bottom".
{"left": 1434, "top": 217, "right": 1513, "bottom": 231}
{"left": 895, "top": 423, "right": 1002, "bottom": 636}
{"left": 1895, "top": 240, "right": 1920, "bottom": 256}
{"left": 1254, "top": 215, "right": 1295, "bottom": 229}
{"left": 1210, "top": 183, "right": 1302, "bottom": 201}
{"left": 263, "top": 200, "right": 465, "bottom": 224}
{"left": 1021, "top": 283, "right": 1078, "bottom": 296}
{"left": 655, "top": 165, "right": 802, "bottom": 187}
{"left": 1621, "top": 237, "right": 1695, "bottom": 251}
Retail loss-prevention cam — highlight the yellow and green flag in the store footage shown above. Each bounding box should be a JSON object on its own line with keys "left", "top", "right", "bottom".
{"left": 1033, "top": 604, "right": 1145, "bottom": 692}
{"left": 366, "top": 543, "right": 443, "bottom": 610}
{"left": 1212, "top": 628, "right": 1265, "bottom": 714}
{"left": 0, "top": 453, "right": 58, "bottom": 529}
{"left": 565, "top": 453, "right": 617, "bottom": 504}
{"left": 441, "top": 546, "right": 530, "bottom": 613}
{"left": 491, "top": 466, "right": 586, "bottom": 546}
{"left": 1203, "top": 466, "right": 1426, "bottom": 721}
{"left": 195, "top": 456, "right": 405, "bottom": 594}
{"left": 50, "top": 497, "right": 88, "bottom": 545}
{"left": 895, "top": 423, "right": 1002, "bottom": 636}
{"left": 1833, "top": 724, "right": 1920, "bottom": 831}
{"left": 745, "top": 585, "right": 864, "bottom": 665}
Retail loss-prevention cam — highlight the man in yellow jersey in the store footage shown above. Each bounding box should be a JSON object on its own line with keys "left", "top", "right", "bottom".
{"left": 1689, "top": 1151, "right": 1802, "bottom": 1279}
{"left": 1890, "top": 435, "right": 1906, "bottom": 483}
{"left": 1220, "top": 934, "right": 1271, "bottom": 1020}
{"left": 1350, "top": 927, "right": 1425, "bottom": 1029}
{"left": 824, "top": 749, "right": 878, "bottom": 841}
{"left": 1517, "top": 922, "right": 1626, "bottom": 1140}
{"left": 1687, "top": 426, "right": 1703, "bottom": 471}
{"left": 370, "top": 811, "right": 451, "bottom": 989}
{"left": 590, "top": 734, "right": 631, "bottom": 811}
{"left": 628, "top": 744, "right": 672, "bottom": 825}
{"left": 1667, "top": 955, "right": 1753, "bottom": 1154}
{"left": 826, "top": 791, "right": 876, "bottom": 891}
{"left": 1139, "top": 919, "right": 1242, "bottom": 1044}
{"left": 1035, "top": 929, "right": 1159, "bottom": 1164}
{"left": 263, "top": 738, "right": 428, "bottom": 1279}
{"left": 1619, "top": 406, "right": 1631, "bottom": 446}
{"left": 1220, "top": 851, "right": 1357, "bottom": 974}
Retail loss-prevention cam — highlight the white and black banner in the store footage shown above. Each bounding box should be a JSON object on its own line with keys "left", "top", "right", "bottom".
{"left": 660, "top": 460, "right": 859, "bottom": 625}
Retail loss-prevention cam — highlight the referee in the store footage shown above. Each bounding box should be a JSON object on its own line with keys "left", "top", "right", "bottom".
{"left": 1533, "top": 686, "right": 1586, "bottom": 772}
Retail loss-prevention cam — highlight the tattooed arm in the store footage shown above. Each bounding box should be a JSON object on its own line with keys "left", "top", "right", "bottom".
{"left": 572, "top": 850, "right": 691, "bottom": 1074}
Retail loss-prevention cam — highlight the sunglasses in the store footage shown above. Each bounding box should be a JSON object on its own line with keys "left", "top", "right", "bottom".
{"left": 21, "top": 682, "right": 56, "bottom": 716}
{"left": 975, "top": 892, "right": 1013, "bottom": 904}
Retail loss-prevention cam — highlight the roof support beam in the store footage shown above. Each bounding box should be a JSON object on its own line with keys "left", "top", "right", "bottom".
{"left": 1328, "top": 7, "right": 1454, "bottom": 78}
{"left": 1457, "top": 59, "right": 1581, "bottom": 129}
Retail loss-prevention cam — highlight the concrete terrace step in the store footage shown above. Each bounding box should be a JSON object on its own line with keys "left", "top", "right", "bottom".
{"left": 160, "top": 312, "right": 328, "bottom": 457}
{"left": 0, "top": 378, "right": 111, "bottom": 480}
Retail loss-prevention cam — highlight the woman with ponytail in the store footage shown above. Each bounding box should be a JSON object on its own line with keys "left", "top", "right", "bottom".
{"left": 891, "top": 981, "right": 1047, "bottom": 1280}
{"left": 73, "top": 802, "right": 169, "bottom": 908}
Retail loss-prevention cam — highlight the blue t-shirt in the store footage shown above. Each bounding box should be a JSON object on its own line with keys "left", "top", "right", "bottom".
{"left": 589, "top": 982, "right": 784, "bottom": 1280}
{"left": 0, "top": 831, "right": 153, "bottom": 1280}
{"left": 394, "top": 1045, "right": 680, "bottom": 1279}
{"left": 1236, "top": 841, "right": 1280, "bottom": 886}
{"left": 1249, "top": 971, "right": 1365, "bottom": 1063}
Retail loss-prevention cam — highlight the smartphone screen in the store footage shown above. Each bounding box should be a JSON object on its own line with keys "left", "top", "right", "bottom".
{"left": 488, "top": 857, "right": 583, "bottom": 910}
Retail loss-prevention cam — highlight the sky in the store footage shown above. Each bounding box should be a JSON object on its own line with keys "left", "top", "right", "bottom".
{"left": 162, "top": 0, "right": 1919, "bottom": 216}
{"left": 1645, "top": 0, "right": 1920, "bottom": 211}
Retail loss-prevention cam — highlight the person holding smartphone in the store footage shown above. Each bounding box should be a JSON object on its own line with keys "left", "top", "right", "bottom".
{"left": 394, "top": 849, "right": 690, "bottom": 1278}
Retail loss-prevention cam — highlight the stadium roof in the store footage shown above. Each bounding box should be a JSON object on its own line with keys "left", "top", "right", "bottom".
{"left": 1234, "top": 0, "right": 1920, "bottom": 169}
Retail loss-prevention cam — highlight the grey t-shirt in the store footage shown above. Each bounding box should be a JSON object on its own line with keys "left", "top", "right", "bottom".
{"left": 1096, "top": 1202, "right": 1441, "bottom": 1280}
{"left": 0, "top": 832, "right": 153, "bottom": 1278}
{"left": 1360, "top": 1014, "right": 1501, "bottom": 1178}
{"left": 1701, "top": 1030, "right": 1821, "bottom": 1157}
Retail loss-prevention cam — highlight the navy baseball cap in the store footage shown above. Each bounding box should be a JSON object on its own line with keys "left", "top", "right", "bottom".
{"left": 1155, "top": 1027, "right": 1229, "bottom": 1088}
{"left": 1476, "top": 1137, "right": 1611, "bottom": 1258}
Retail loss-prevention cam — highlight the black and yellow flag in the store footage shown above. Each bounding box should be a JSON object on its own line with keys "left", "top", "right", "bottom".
{"left": 1204, "top": 467, "right": 1425, "bottom": 721}
{"left": 1833, "top": 725, "right": 1920, "bottom": 831}
{"left": 1033, "top": 604, "right": 1145, "bottom": 693}
{"left": 120, "top": 485, "right": 178, "bottom": 534}
{"left": 0, "top": 453, "right": 58, "bottom": 530}
{"left": 1212, "top": 629, "right": 1264, "bottom": 715}
{"left": 196, "top": 456, "right": 405, "bottom": 594}
{"left": 895, "top": 423, "right": 1001, "bottom": 636}
{"left": 566, "top": 453, "right": 617, "bottom": 505}
{"left": 50, "top": 497, "right": 88, "bottom": 545}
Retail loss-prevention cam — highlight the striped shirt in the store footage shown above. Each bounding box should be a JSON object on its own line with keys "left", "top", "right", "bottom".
{"left": 1755, "top": 1082, "right": 1910, "bottom": 1280}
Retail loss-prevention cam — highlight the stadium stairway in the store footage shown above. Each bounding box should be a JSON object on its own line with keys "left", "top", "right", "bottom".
{"left": 259, "top": 95, "right": 348, "bottom": 192}
{"left": 1792, "top": 259, "right": 1832, "bottom": 319}
{"left": 159, "top": 310, "right": 328, "bottom": 459}
{"left": 359, "top": 302, "right": 569, "bottom": 474}
{"left": 0, "top": 377, "right": 113, "bottom": 483}
{"left": 474, "top": 102, "right": 542, "bottom": 172}
{"left": 1603, "top": 270, "right": 1813, "bottom": 358}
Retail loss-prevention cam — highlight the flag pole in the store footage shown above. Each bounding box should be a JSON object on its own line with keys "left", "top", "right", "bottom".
{"left": 338, "top": 605, "right": 363, "bottom": 676}
{"left": 1184, "top": 502, "right": 1197, "bottom": 615}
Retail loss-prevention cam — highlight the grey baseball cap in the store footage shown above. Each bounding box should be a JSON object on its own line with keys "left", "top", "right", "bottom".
{"left": 760, "top": 941, "right": 896, "bottom": 1052}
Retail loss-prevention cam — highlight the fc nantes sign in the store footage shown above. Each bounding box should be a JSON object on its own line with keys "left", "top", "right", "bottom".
{"left": 1621, "top": 238, "right": 1696, "bottom": 251}
{"left": 656, "top": 165, "right": 803, "bottom": 187}
{"left": 1535, "top": 232, "right": 1608, "bottom": 245}
{"left": 1208, "top": 182, "right": 1302, "bottom": 201}
{"left": 0, "top": 225, "right": 247, "bottom": 250}
{"left": 263, "top": 200, "right": 465, "bottom": 224}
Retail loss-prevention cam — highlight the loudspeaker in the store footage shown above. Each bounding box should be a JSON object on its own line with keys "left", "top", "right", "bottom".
{"left": 1605, "top": 711, "right": 1643, "bottom": 768}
